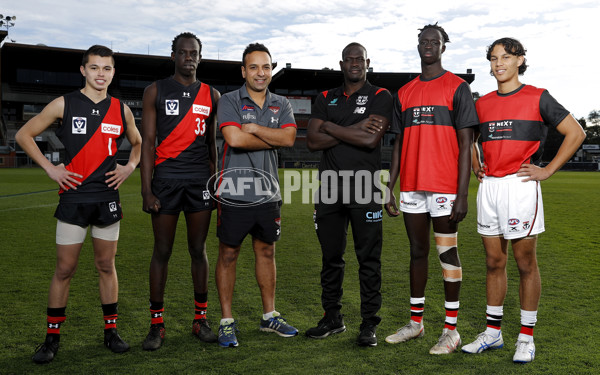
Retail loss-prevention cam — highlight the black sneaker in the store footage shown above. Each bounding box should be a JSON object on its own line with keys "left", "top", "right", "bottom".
{"left": 142, "top": 325, "right": 165, "bottom": 351}
{"left": 32, "top": 335, "right": 60, "bottom": 364}
{"left": 357, "top": 322, "right": 377, "bottom": 347}
{"left": 305, "top": 312, "right": 346, "bottom": 339}
{"left": 192, "top": 319, "right": 218, "bottom": 343}
{"left": 104, "top": 328, "right": 130, "bottom": 353}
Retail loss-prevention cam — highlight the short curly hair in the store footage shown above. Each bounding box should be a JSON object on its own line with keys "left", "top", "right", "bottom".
{"left": 418, "top": 22, "right": 450, "bottom": 43}
{"left": 171, "top": 32, "right": 202, "bottom": 54}
{"left": 486, "top": 37, "right": 528, "bottom": 75}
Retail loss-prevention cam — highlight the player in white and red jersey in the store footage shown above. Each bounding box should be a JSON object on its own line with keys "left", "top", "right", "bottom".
{"left": 384, "top": 23, "right": 479, "bottom": 355}
{"left": 461, "top": 37, "right": 585, "bottom": 364}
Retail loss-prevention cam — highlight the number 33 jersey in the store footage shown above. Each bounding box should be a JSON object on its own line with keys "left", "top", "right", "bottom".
{"left": 154, "top": 78, "right": 216, "bottom": 180}
{"left": 56, "top": 90, "right": 126, "bottom": 203}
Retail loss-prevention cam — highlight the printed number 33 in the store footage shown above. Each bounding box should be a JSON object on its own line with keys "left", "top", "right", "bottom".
{"left": 195, "top": 118, "right": 206, "bottom": 135}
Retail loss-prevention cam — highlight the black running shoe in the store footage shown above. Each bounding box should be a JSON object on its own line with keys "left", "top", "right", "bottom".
{"left": 305, "top": 312, "right": 346, "bottom": 339}
{"left": 357, "top": 322, "right": 377, "bottom": 347}
{"left": 142, "top": 325, "right": 165, "bottom": 351}
{"left": 192, "top": 319, "right": 218, "bottom": 343}
{"left": 104, "top": 328, "right": 130, "bottom": 353}
{"left": 32, "top": 335, "right": 59, "bottom": 364}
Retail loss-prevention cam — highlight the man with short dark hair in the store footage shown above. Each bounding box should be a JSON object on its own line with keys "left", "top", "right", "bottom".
{"left": 16, "top": 44, "right": 141, "bottom": 364}
{"left": 140, "top": 32, "right": 220, "bottom": 350}
{"left": 305, "top": 42, "right": 392, "bottom": 347}
{"left": 384, "top": 23, "right": 479, "bottom": 354}
{"left": 215, "top": 42, "right": 298, "bottom": 348}
{"left": 461, "top": 37, "right": 585, "bottom": 363}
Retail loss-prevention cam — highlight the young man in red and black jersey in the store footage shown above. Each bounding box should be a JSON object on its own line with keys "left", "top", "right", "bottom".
{"left": 461, "top": 37, "right": 585, "bottom": 363}
{"left": 140, "top": 32, "right": 221, "bottom": 350}
{"left": 384, "top": 23, "right": 479, "bottom": 354}
{"left": 16, "top": 45, "right": 142, "bottom": 364}
{"left": 306, "top": 42, "right": 392, "bottom": 346}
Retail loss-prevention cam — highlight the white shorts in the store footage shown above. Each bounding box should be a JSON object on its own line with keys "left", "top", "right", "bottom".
{"left": 477, "top": 174, "right": 545, "bottom": 239}
{"left": 56, "top": 220, "right": 120, "bottom": 245}
{"left": 399, "top": 191, "right": 456, "bottom": 217}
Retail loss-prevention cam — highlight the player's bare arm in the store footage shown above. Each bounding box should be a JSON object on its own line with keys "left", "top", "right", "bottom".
{"left": 449, "top": 127, "right": 474, "bottom": 223}
{"left": 306, "top": 118, "right": 339, "bottom": 151}
{"left": 517, "top": 114, "right": 586, "bottom": 182}
{"left": 471, "top": 128, "right": 484, "bottom": 183}
{"left": 385, "top": 134, "right": 402, "bottom": 217}
{"left": 15, "top": 97, "right": 83, "bottom": 190}
{"left": 320, "top": 115, "right": 389, "bottom": 149}
{"left": 208, "top": 88, "right": 221, "bottom": 178}
{"left": 241, "top": 123, "right": 296, "bottom": 148}
{"left": 140, "top": 82, "right": 161, "bottom": 213}
{"left": 106, "top": 105, "right": 142, "bottom": 190}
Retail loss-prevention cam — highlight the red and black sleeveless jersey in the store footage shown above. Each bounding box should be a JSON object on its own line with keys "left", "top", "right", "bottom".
{"left": 476, "top": 84, "right": 569, "bottom": 177}
{"left": 154, "top": 78, "right": 215, "bottom": 180}
{"left": 55, "top": 91, "right": 126, "bottom": 203}
{"left": 391, "top": 71, "right": 479, "bottom": 194}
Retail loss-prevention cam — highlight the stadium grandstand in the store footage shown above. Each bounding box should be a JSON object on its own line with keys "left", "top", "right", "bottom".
{"left": 0, "top": 38, "right": 475, "bottom": 169}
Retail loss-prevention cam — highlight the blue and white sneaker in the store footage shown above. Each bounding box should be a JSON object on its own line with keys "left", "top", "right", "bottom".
{"left": 461, "top": 331, "right": 504, "bottom": 353}
{"left": 218, "top": 320, "right": 239, "bottom": 348}
{"left": 513, "top": 339, "right": 535, "bottom": 363}
{"left": 259, "top": 312, "right": 298, "bottom": 337}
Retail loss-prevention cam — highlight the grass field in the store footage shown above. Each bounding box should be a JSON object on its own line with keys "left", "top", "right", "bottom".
{"left": 0, "top": 168, "right": 599, "bottom": 374}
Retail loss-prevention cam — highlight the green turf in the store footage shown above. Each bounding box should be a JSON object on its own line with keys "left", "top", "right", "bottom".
{"left": 0, "top": 168, "right": 599, "bottom": 374}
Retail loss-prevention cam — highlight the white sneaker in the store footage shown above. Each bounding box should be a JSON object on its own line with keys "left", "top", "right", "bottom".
{"left": 385, "top": 320, "right": 424, "bottom": 344}
{"left": 429, "top": 328, "right": 461, "bottom": 354}
{"left": 513, "top": 339, "right": 535, "bottom": 363}
{"left": 461, "top": 331, "right": 504, "bottom": 353}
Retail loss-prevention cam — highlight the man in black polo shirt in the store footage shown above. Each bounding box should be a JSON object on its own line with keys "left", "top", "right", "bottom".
{"left": 305, "top": 42, "right": 393, "bottom": 346}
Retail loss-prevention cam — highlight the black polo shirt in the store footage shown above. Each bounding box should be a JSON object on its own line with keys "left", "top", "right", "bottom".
{"left": 311, "top": 81, "right": 392, "bottom": 176}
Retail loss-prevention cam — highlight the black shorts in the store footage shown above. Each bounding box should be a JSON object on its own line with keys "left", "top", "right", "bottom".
{"left": 151, "top": 178, "right": 213, "bottom": 214}
{"left": 54, "top": 201, "right": 122, "bottom": 228}
{"left": 217, "top": 201, "right": 282, "bottom": 247}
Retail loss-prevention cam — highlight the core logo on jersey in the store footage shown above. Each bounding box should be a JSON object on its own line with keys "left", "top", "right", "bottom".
{"left": 91, "top": 109, "right": 100, "bottom": 116}
{"left": 436, "top": 197, "right": 448, "bottom": 203}
{"left": 242, "top": 105, "right": 255, "bottom": 111}
{"left": 269, "top": 106, "right": 280, "bottom": 114}
{"left": 166, "top": 99, "right": 179, "bottom": 115}
{"left": 413, "top": 108, "right": 420, "bottom": 117}
{"left": 354, "top": 107, "right": 366, "bottom": 114}
{"left": 72, "top": 117, "right": 87, "bottom": 134}
{"left": 101, "top": 123, "right": 122, "bottom": 136}
{"left": 356, "top": 96, "right": 368, "bottom": 105}
{"left": 192, "top": 104, "right": 211, "bottom": 116}
{"left": 523, "top": 221, "right": 531, "bottom": 230}
{"left": 508, "top": 218, "right": 520, "bottom": 226}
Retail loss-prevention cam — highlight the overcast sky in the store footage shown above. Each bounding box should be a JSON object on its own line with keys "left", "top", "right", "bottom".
{"left": 2, "top": 0, "right": 598, "bottom": 118}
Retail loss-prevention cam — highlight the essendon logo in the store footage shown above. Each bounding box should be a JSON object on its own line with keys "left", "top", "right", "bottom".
{"left": 101, "top": 123, "right": 121, "bottom": 136}
{"left": 269, "top": 106, "right": 280, "bottom": 114}
{"left": 275, "top": 218, "right": 281, "bottom": 226}
{"left": 72, "top": 117, "right": 87, "bottom": 134}
{"left": 508, "top": 218, "right": 520, "bottom": 225}
{"left": 193, "top": 104, "right": 211, "bottom": 116}
{"left": 166, "top": 99, "right": 179, "bottom": 115}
